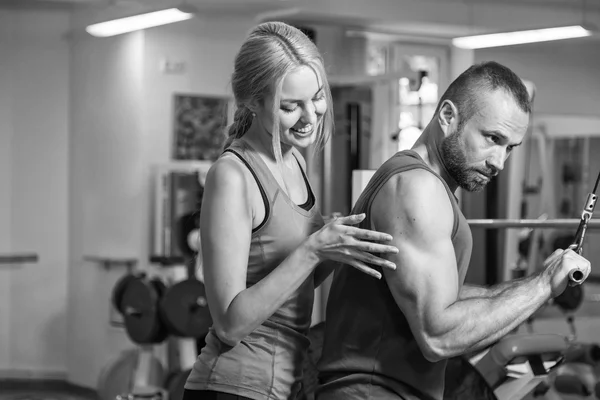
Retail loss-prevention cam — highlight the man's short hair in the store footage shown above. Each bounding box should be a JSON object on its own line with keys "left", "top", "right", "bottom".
{"left": 437, "top": 61, "right": 532, "bottom": 129}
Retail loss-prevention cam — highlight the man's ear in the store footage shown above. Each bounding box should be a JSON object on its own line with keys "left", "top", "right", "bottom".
{"left": 437, "top": 100, "right": 458, "bottom": 136}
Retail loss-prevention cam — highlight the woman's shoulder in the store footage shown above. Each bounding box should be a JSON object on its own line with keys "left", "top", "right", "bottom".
{"left": 207, "top": 152, "right": 250, "bottom": 189}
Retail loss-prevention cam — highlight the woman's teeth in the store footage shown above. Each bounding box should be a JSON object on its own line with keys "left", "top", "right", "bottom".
{"left": 291, "top": 124, "right": 313, "bottom": 134}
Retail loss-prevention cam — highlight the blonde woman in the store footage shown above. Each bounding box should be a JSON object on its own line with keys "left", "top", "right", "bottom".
{"left": 183, "top": 22, "right": 398, "bottom": 400}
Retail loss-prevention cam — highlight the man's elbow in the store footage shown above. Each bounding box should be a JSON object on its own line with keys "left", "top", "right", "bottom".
{"left": 418, "top": 335, "right": 455, "bottom": 363}
{"left": 420, "top": 344, "right": 446, "bottom": 363}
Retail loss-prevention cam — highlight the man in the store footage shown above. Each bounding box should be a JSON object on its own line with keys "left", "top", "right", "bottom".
{"left": 316, "top": 61, "right": 592, "bottom": 400}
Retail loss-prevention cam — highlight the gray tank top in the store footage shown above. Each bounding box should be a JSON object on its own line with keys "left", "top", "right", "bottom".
{"left": 185, "top": 139, "right": 325, "bottom": 399}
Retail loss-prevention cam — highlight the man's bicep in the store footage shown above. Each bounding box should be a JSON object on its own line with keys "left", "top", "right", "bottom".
{"left": 372, "top": 171, "right": 460, "bottom": 342}
{"left": 382, "top": 236, "right": 460, "bottom": 333}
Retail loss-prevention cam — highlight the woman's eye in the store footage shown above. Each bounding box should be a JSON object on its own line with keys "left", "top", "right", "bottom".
{"left": 281, "top": 106, "right": 297, "bottom": 113}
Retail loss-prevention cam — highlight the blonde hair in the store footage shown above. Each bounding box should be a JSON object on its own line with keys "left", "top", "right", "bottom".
{"left": 223, "top": 21, "right": 334, "bottom": 164}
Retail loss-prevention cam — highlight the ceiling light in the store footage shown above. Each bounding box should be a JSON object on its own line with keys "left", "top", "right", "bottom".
{"left": 452, "top": 25, "right": 592, "bottom": 49}
{"left": 86, "top": 7, "right": 196, "bottom": 38}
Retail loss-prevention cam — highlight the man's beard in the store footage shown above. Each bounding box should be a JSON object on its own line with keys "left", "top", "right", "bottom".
{"left": 441, "top": 129, "right": 491, "bottom": 192}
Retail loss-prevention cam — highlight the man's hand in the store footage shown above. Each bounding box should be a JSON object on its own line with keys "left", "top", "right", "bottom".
{"left": 543, "top": 248, "right": 591, "bottom": 298}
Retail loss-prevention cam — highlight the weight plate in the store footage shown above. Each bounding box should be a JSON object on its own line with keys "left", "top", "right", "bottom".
{"left": 121, "top": 277, "right": 166, "bottom": 344}
{"left": 159, "top": 279, "right": 212, "bottom": 338}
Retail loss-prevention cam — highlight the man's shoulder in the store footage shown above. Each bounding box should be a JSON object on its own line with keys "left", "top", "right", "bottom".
{"left": 379, "top": 166, "right": 446, "bottom": 202}
{"left": 371, "top": 165, "right": 454, "bottom": 232}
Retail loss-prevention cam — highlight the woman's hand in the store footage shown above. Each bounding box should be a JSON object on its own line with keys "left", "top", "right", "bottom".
{"left": 304, "top": 213, "right": 398, "bottom": 279}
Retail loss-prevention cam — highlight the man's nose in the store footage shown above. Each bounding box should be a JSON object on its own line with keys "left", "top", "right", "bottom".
{"left": 486, "top": 150, "right": 505, "bottom": 176}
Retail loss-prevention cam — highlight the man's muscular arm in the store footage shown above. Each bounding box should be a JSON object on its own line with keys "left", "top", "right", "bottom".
{"left": 459, "top": 280, "right": 528, "bottom": 300}
{"left": 459, "top": 284, "right": 489, "bottom": 300}
{"left": 372, "top": 169, "right": 552, "bottom": 362}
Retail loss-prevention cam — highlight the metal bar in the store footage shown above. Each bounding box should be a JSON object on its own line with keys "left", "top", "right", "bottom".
{"left": 0, "top": 253, "right": 38, "bottom": 264}
{"left": 468, "top": 219, "right": 600, "bottom": 229}
{"left": 84, "top": 255, "right": 137, "bottom": 270}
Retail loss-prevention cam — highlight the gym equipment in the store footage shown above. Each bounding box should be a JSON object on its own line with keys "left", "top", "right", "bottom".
{"left": 444, "top": 356, "right": 497, "bottom": 400}
{"left": 162, "top": 337, "right": 197, "bottom": 400}
{"left": 152, "top": 163, "right": 211, "bottom": 262}
{"left": 146, "top": 254, "right": 212, "bottom": 339}
{"left": 120, "top": 274, "right": 169, "bottom": 345}
{"left": 298, "top": 323, "right": 568, "bottom": 400}
{"left": 566, "top": 168, "right": 599, "bottom": 284}
{"left": 448, "top": 334, "right": 600, "bottom": 400}
{"left": 159, "top": 277, "right": 212, "bottom": 338}
{"left": 475, "top": 334, "right": 566, "bottom": 394}
{"left": 98, "top": 164, "right": 213, "bottom": 400}
{"left": 157, "top": 262, "right": 206, "bottom": 400}
{"left": 105, "top": 266, "right": 204, "bottom": 400}
{"left": 164, "top": 367, "right": 190, "bottom": 400}
{"left": 554, "top": 285, "right": 585, "bottom": 316}
{"left": 147, "top": 163, "right": 213, "bottom": 340}
{"left": 97, "top": 349, "right": 138, "bottom": 400}
{"left": 113, "top": 272, "right": 142, "bottom": 315}
{"left": 0, "top": 252, "right": 38, "bottom": 264}
{"left": 97, "top": 348, "right": 165, "bottom": 400}
{"left": 117, "top": 347, "right": 168, "bottom": 400}
{"left": 468, "top": 219, "right": 600, "bottom": 229}
{"left": 157, "top": 260, "right": 210, "bottom": 399}
{"left": 114, "top": 262, "right": 209, "bottom": 343}
{"left": 548, "top": 343, "right": 600, "bottom": 398}
{"left": 469, "top": 166, "right": 599, "bottom": 285}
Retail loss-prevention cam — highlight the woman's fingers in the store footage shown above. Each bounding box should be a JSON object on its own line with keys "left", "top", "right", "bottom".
{"left": 347, "top": 261, "right": 383, "bottom": 279}
{"left": 333, "top": 213, "right": 367, "bottom": 226}
{"left": 354, "top": 241, "right": 399, "bottom": 256}
{"left": 341, "top": 234, "right": 398, "bottom": 255}
{"left": 359, "top": 251, "right": 396, "bottom": 270}
{"left": 343, "top": 226, "right": 393, "bottom": 242}
{"left": 342, "top": 248, "right": 396, "bottom": 270}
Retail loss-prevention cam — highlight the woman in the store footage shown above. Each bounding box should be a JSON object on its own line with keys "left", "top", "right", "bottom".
{"left": 183, "top": 21, "right": 398, "bottom": 400}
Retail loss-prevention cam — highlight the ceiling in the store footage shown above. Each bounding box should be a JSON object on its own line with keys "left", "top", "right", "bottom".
{"left": 2, "top": 0, "right": 599, "bottom": 40}
{"left": 3, "top": 0, "right": 598, "bottom": 11}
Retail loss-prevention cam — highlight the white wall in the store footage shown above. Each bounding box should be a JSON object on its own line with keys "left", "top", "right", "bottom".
{"left": 0, "top": 10, "right": 15, "bottom": 373}
{"left": 0, "top": 9, "right": 70, "bottom": 378}
{"left": 475, "top": 39, "right": 600, "bottom": 117}
{"left": 67, "top": 14, "right": 254, "bottom": 388}
{"left": 142, "top": 15, "right": 254, "bottom": 163}
{"left": 68, "top": 29, "right": 147, "bottom": 387}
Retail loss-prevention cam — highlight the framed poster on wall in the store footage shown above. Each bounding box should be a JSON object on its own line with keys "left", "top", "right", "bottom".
{"left": 173, "top": 94, "right": 232, "bottom": 161}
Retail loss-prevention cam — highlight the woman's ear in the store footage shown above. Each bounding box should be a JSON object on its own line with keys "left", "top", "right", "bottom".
{"left": 247, "top": 98, "right": 264, "bottom": 115}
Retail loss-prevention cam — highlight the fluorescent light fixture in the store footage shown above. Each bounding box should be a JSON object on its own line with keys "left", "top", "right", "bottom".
{"left": 452, "top": 25, "right": 592, "bottom": 49}
{"left": 86, "top": 7, "right": 195, "bottom": 38}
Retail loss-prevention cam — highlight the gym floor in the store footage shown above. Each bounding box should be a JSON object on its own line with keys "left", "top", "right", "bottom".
{"left": 0, "top": 381, "right": 97, "bottom": 400}
{"left": 0, "top": 392, "right": 94, "bottom": 400}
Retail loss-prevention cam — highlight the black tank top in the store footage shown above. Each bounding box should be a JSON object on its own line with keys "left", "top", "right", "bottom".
{"left": 317, "top": 150, "right": 473, "bottom": 400}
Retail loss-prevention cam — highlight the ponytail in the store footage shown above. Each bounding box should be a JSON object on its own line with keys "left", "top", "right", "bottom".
{"left": 223, "top": 106, "right": 253, "bottom": 149}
